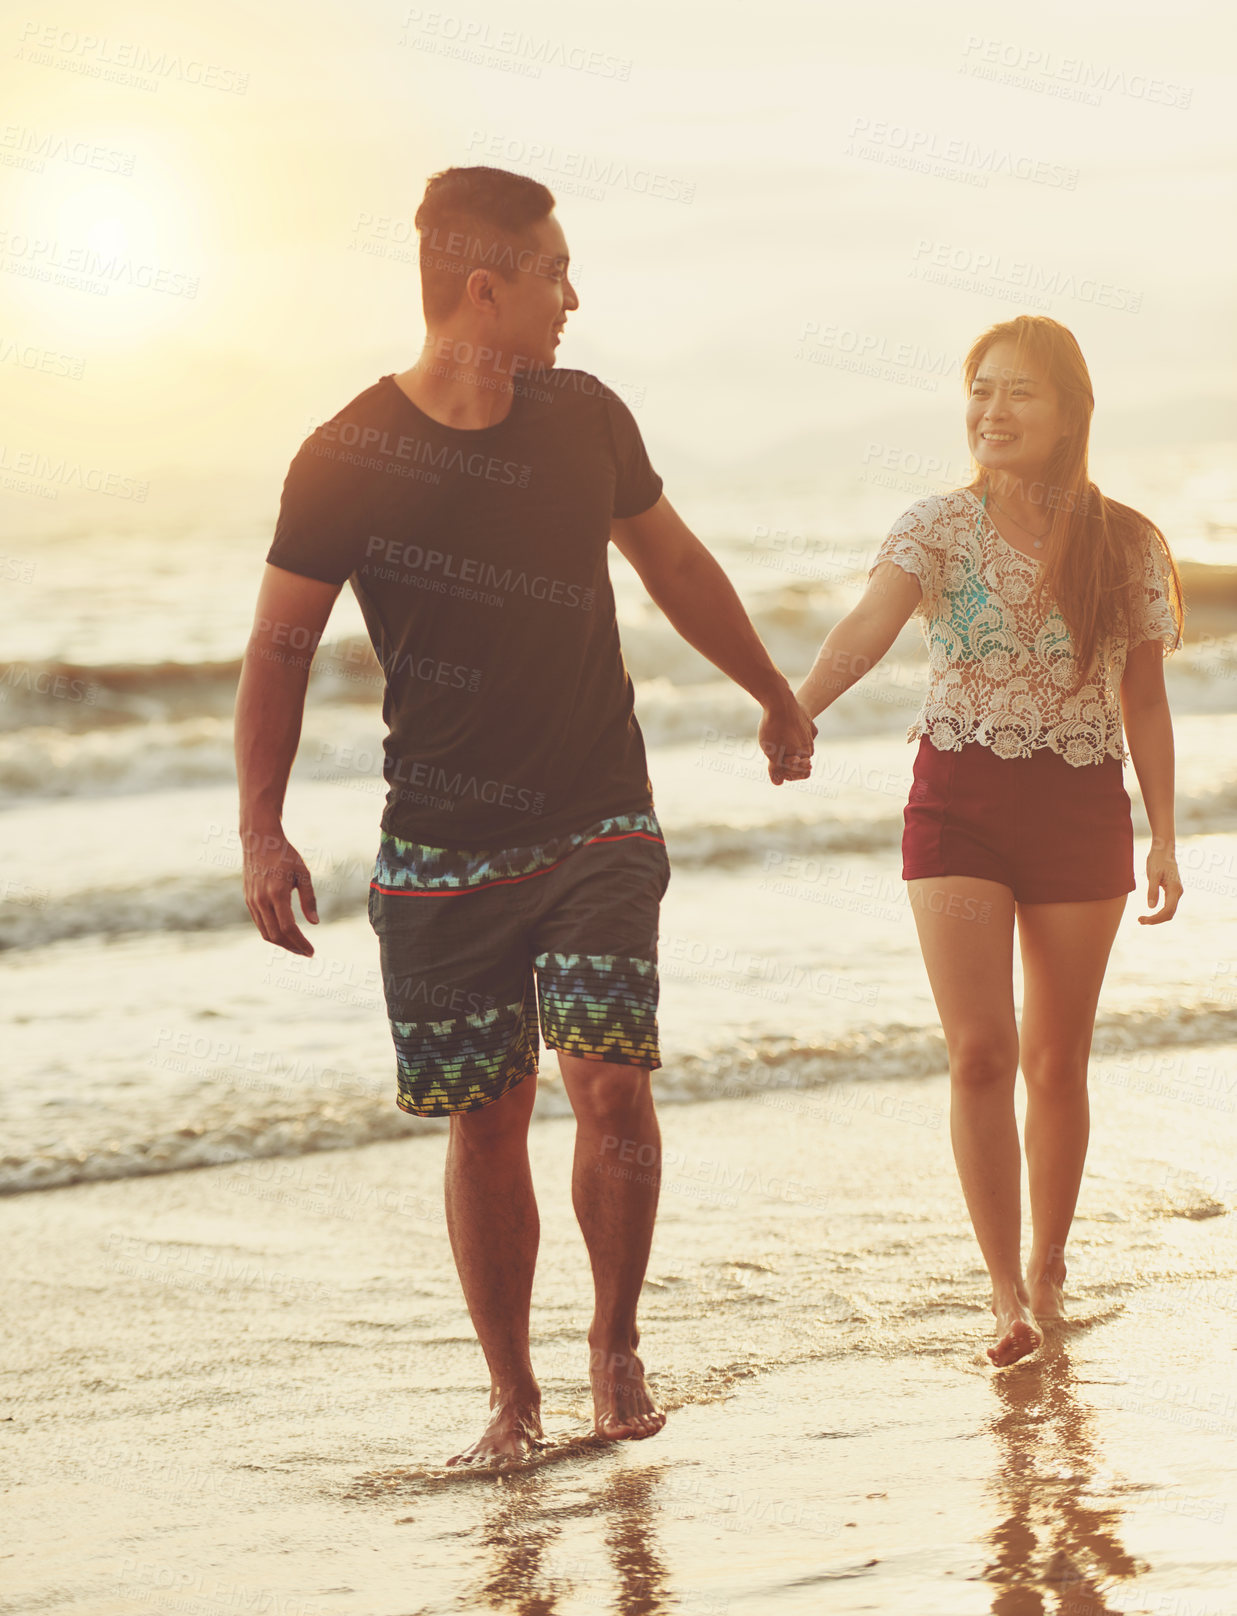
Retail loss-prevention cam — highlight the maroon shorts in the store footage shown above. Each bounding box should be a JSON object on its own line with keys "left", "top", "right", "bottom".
{"left": 902, "top": 737, "right": 1136, "bottom": 904}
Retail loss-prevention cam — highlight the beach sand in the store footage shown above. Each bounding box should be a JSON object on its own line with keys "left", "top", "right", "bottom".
{"left": 5, "top": 1053, "right": 1236, "bottom": 1616}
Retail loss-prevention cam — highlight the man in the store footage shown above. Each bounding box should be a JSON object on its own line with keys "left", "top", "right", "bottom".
{"left": 235, "top": 165, "right": 815, "bottom": 1467}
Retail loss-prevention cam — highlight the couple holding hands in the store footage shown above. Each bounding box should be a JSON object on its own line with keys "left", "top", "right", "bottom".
{"left": 236, "top": 165, "right": 1183, "bottom": 1465}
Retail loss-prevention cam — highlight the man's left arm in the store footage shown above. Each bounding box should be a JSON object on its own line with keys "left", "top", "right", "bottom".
{"left": 611, "top": 493, "right": 816, "bottom": 784}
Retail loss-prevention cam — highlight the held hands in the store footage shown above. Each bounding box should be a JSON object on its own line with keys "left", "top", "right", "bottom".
{"left": 241, "top": 826, "right": 320, "bottom": 955}
{"left": 759, "top": 692, "right": 817, "bottom": 785}
{"left": 1139, "top": 844, "right": 1183, "bottom": 925}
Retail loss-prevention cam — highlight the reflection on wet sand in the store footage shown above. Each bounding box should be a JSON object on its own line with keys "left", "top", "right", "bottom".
{"left": 982, "top": 1334, "right": 1146, "bottom": 1616}
{"left": 468, "top": 1462, "right": 674, "bottom": 1615}
{"left": 599, "top": 1468, "right": 677, "bottom": 1616}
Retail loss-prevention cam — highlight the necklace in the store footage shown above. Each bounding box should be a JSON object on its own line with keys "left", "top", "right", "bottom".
{"left": 990, "top": 493, "right": 1051, "bottom": 549}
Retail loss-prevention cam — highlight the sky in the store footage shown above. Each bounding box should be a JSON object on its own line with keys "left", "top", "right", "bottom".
{"left": 2, "top": 0, "right": 1235, "bottom": 503}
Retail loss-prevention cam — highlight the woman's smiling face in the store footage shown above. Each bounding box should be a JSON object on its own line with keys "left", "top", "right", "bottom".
{"left": 965, "top": 338, "right": 1065, "bottom": 486}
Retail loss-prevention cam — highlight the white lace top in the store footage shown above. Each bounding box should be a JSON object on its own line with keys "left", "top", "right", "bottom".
{"left": 870, "top": 488, "right": 1180, "bottom": 767}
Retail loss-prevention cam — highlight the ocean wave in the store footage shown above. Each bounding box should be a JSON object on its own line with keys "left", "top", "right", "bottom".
{"left": 0, "top": 823, "right": 904, "bottom": 950}
{"left": 3, "top": 609, "right": 1235, "bottom": 745}
{"left": 7, "top": 794, "right": 1237, "bottom": 951}
{"left": 0, "top": 853, "right": 371, "bottom": 951}
{"left": 0, "top": 687, "right": 920, "bottom": 807}
{"left": 0, "top": 717, "right": 240, "bottom": 803}
{"left": 0, "top": 643, "right": 384, "bottom": 736}
{"left": 0, "top": 707, "right": 384, "bottom": 807}
{"left": 4, "top": 1007, "right": 1234, "bottom": 1197}
{"left": 0, "top": 656, "right": 244, "bottom": 734}
{"left": 2, "top": 648, "right": 1235, "bottom": 808}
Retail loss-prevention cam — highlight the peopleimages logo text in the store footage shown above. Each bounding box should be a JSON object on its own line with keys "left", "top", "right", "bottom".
{"left": 909, "top": 241, "right": 1141, "bottom": 313}
{"left": 959, "top": 35, "right": 1191, "bottom": 109}
{"left": 364, "top": 535, "right": 594, "bottom": 610}
{"left": 387, "top": 759, "right": 546, "bottom": 814}
{"left": 313, "top": 419, "right": 530, "bottom": 486}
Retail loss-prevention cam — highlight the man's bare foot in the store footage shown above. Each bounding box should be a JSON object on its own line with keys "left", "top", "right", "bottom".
{"left": 589, "top": 1335, "right": 666, "bottom": 1441}
{"left": 988, "top": 1289, "right": 1044, "bottom": 1368}
{"left": 446, "top": 1391, "right": 547, "bottom": 1468}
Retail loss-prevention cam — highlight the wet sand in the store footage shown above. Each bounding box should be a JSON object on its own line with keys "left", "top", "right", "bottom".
{"left": 5, "top": 1053, "right": 1236, "bottom": 1616}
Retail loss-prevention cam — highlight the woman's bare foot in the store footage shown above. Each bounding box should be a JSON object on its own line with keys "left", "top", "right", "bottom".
{"left": 1027, "top": 1256, "right": 1067, "bottom": 1322}
{"left": 589, "top": 1335, "right": 666, "bottom": 1441}
{"left": 446, "top": 1389, "right": 546, "bottom": 1467}
{"left": 988, "top": 1287, "right": 1044, "bottom": 1367}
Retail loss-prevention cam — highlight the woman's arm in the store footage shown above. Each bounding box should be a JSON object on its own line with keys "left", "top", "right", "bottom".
{"left": 1119, "top": 637, "right": 1182, "bottom": 925}
{"left": 796, "top": 559, "right": 924, "bottom": 719}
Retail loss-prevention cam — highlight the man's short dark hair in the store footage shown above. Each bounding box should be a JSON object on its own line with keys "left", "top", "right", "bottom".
{"left": 414, "top": 166, "right": 557, "bottom": 324}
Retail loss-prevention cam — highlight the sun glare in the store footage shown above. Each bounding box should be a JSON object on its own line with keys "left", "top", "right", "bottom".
{"left": 9, "top": 172, "right": 203, "bottom": 350}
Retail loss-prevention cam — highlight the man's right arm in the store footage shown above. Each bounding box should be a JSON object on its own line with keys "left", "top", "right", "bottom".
{"left": 234, "top": 562, "right": 343, "bottom": 955}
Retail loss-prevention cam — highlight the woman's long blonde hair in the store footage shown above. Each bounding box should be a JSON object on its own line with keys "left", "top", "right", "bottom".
{"left": 963, "top": 315, "right": 1184, "bottom": 678}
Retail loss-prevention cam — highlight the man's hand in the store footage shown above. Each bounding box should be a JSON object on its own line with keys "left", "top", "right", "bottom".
{"left": 759, "top": 696, "right": 817, "bottom": 785}
{"left": 241, "top": 827, "right": 320, "bottom": 955}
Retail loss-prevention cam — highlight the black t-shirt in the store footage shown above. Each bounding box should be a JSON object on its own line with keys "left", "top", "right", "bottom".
{"left": 266, "top": 368, "right": 664, "bottom": 850}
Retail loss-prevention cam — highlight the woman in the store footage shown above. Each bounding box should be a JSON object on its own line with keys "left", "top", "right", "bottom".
{"left": 794, "top": 315, "right": 1184, "bottom": 1367}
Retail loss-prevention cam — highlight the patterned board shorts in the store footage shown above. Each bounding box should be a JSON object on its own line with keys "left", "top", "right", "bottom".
{"left": 366, "top": 809, "right": 672, "bottom": 1117}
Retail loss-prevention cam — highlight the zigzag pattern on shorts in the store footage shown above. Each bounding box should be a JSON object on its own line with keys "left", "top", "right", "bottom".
{"left": 534, "top": 952, "right": 661, "bottom": 1070}
{"left": 371, "top": 811, "right": 663, "bottom": 894}
{"left": 391, "top": 993, "right": 539, "bottom": 1117}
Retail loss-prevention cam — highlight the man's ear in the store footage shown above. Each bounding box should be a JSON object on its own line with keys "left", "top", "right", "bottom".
{"left": 466, "top": 266, "right": 497, "bottom": 310}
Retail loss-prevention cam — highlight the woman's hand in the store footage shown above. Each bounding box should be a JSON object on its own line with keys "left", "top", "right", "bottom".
{"left": 1138, "top": 843, "right": 1183, "bottom": 925}
{"left": 760, "top": 693, "right": 817, "bottom": 785}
